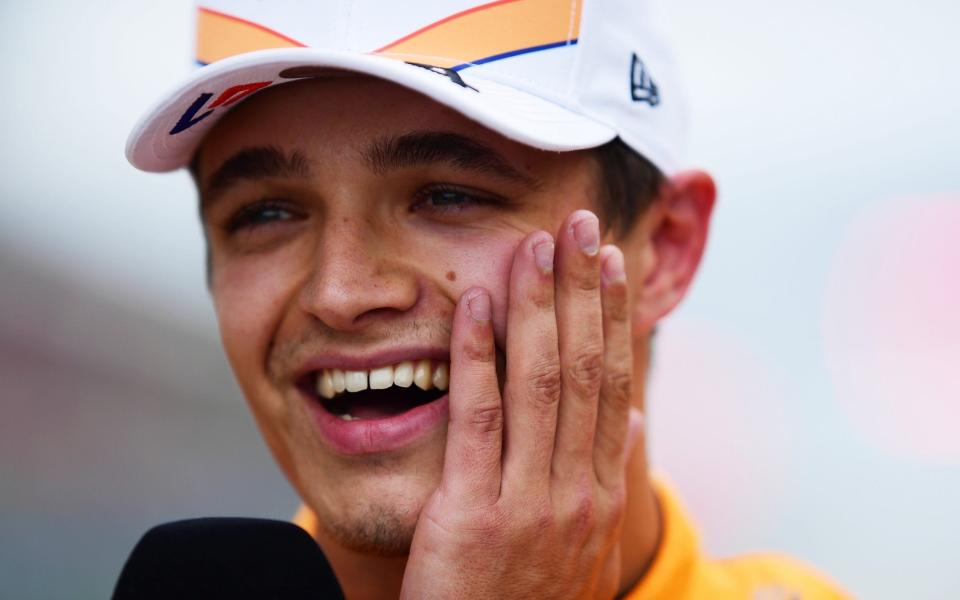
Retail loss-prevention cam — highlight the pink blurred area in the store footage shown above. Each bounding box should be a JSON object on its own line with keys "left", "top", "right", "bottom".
{"left": 823, "top": 195, "right": 960, "bottom": 463}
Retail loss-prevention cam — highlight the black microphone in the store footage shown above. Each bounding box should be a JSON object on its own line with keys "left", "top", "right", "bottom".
{"left": 112, "top": 517, "right": 345, "bottom": 599}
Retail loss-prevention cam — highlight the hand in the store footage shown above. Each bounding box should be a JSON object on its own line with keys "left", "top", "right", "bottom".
{"left": 400, "top": 210, "right": 644, "bottom": 599}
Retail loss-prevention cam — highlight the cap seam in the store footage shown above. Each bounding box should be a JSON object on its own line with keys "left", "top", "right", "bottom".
{"left": 563, "top": 0, "right": 585, "bottom": 97}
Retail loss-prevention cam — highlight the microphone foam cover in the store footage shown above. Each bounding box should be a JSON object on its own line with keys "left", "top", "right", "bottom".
{"left": 112, "top": 517, "right": 344, "bottom": 599}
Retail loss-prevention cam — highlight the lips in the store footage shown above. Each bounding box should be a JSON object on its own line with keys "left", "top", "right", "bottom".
{"left": 299, "top": 354, "right": 451, "bottom": 455}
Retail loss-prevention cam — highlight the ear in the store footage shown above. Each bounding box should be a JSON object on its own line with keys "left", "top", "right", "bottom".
{"left": 628, "top": 170, "right": 716, "bottom": 335}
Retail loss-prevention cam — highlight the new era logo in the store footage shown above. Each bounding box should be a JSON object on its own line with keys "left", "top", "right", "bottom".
{"left": 630, "top": 53, "right": 660, "bottom": 106}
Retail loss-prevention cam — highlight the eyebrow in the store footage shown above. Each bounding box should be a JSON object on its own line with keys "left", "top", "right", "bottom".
{"left": 201, "top": 131, "right": 540, "bottom": 209}
{"left": 202, "top": 146, "right": 310, "bottom": 205}
{"left": 361, "top": 131, "right": 541, "bottom": 189}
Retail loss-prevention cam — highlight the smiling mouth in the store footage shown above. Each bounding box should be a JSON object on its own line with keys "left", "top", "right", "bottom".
{"left": 309, "top": 359, "right": 449, "bottom": 421}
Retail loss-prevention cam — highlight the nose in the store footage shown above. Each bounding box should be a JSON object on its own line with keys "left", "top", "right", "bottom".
{"left": 298, "top": 216, "right": 419, "bottom": 331}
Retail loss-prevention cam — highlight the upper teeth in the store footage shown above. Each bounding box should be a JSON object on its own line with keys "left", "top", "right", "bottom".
{"left": 316, "top": 359, "right": 449, "bottom": 400}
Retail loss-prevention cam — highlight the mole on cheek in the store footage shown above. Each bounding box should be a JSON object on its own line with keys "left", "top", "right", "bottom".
{"left": 446, "top": 270, "right": 457, "bottom": 282}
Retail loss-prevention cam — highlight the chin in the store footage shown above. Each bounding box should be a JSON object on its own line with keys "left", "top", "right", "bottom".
{"left": 295, "top": 442, "right": 445, "bottom": 556}
{"left": 325, "top": 499, "right": 419, "bottom": 556}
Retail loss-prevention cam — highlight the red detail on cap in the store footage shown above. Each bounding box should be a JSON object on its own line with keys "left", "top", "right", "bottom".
{"left": 210, "top": 81, "right": 273, "bottom": 109}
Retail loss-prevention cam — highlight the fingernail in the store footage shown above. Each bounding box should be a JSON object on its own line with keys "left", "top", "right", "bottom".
{"left": 602, "top": 246, "right": 626, "bottom": 284}
{"left": 532, "top": 239, "right": 555, "bottom": 273}
{"left": 572, "top": 214, "right": 600, "bottom": 256}
{"left": 466, "top": 290, "right": 491, "bottom": 322}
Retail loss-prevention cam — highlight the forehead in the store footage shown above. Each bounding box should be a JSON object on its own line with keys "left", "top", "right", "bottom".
{"left": 196, "top": 75, "right": 592, "bottom": 183}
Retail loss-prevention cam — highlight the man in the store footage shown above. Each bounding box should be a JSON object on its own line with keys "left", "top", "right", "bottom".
{"left": 127, "top": 1, "right": 849, "bottom": 597}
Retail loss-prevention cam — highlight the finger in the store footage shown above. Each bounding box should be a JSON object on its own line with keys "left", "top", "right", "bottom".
{"left": 594, "top": 245, "right": 636, "bottom": 488}
{"left": 442, "top": 287, "right": 503, "bottom": 505}
{"left": 551, "top": 210, "right": 604, "bottom": 482}
{"left": 595, "top": 544, "right": 623, "bottom": 600}
{"left": 501, "top": 231, "right": 561, "bottom": 493}
{"left": 624, "top": 407, "right": 644, "bottom": 458}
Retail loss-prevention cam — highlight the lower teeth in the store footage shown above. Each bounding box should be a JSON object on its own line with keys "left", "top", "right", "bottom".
{"left": 338, "top": 413, "right": 357, "bottom": 421}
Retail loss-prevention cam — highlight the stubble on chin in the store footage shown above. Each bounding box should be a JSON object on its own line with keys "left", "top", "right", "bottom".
{"left": 323, "top": 502, "right": 417, "bottom": 557}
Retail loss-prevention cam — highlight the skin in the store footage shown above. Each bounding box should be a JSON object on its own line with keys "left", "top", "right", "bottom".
{"left": 196, "top": 75, "right": 715, "bottom": 599}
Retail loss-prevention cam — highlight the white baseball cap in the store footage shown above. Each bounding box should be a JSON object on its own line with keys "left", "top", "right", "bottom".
{"left": 126, "top": 0, "right": 687, "bottom": 174}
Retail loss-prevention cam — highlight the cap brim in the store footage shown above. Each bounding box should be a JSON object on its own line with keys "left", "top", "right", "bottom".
{"left": 126, "top": 48, "right": 617, "bottom": 172}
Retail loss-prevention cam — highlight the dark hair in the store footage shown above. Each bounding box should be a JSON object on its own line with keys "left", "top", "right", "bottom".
{"left": 593, "top": 137, "right": 665, "bottom": 238}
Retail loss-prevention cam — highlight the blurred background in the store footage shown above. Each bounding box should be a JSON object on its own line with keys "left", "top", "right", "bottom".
{"left": 1, "top": 0, "right": 957, "bottom": 598}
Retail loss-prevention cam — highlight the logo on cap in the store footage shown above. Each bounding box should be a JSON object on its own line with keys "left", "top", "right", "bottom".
{"left": 169, "top": 81, "right": 274, "bottom": 135}
{"left": 630, "top": 53, "right": 660, "bottom": 107}
{"left": 407, "top": 63, "right": 479, "bottom": 92}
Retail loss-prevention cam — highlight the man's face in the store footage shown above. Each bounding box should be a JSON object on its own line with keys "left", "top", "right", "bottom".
{"left": 197, "top": 76, "right": 619, "bottom": 555}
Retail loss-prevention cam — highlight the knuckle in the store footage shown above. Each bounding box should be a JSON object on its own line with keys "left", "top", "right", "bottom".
{"left": 566, "top": 349, "right": 604, "bottom": 397}
{"left": 527, "top": 363, "right": 562, "bottom": 406}
{"left": 452, "top": 506, "right": 509, "bottom": 548}
{"left": 515, "top": 499, "right": 555, "bottom": 536}
{"left": 534, "top": 504, "right": 555, "bottom": 533}
{"left": 467, "top": 402, "right": 503, "bottom": 433}
{"left": 469, "top": 505, "right": 508, "bottom": 534}
{"left": 527, "top": 283, "right": 555, "bottom": 310}
{"left": 603, "top": 287, "right": 630, "bottom": 322}
{"left": 566, "top": 491, "right": 596, "bottom": 539}
{"left": 593, "top": 425, "right": 622, "bottom": 459}
{"left": 461, "top": 335, "right": 495, "bottom": 363}
{"left": 532, "top": 502, "right": 556, "bottom": 532}
{"left": 603, "top": 488, "right": 627, "bottom": 527}
{"left": 573, "top": 268, "right": 601, "bottom": 293}
{"left": 605, "top": 370, "right": 633, "bottom": 405}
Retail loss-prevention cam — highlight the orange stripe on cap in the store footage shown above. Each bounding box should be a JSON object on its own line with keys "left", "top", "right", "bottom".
{"left": 374, "top": 0, "right": 583, "bottom": 69}
{"left": 196, "top": 7, "right": 305, "bottom": 65}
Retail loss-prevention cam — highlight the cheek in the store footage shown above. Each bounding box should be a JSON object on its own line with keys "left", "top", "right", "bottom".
{"left": 419, "top": 231, "right": 519, "bottom": 346}
{"left": 211, "top": 255, "right": 300, "bottom": 389}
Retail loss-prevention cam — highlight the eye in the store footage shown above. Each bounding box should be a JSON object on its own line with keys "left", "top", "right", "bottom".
{"left": 411, "top": 184, "right": 502, "bottom": 214}
{"left": 225, "top": 199, "right": 303, "bottom": 233}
